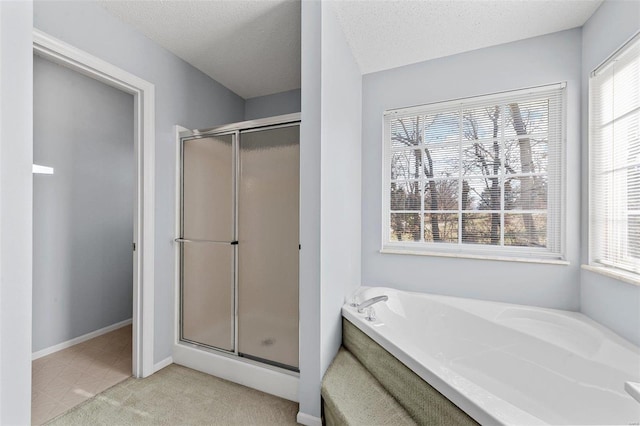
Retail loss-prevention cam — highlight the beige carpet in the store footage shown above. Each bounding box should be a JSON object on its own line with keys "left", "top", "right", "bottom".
{"left": 46, "top": 364, "right": 299, "bottom": 425}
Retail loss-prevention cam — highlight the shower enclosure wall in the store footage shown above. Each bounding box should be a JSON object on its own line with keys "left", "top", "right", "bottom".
{"left": 177, "top": 114, "right": 300, "bottom": 371}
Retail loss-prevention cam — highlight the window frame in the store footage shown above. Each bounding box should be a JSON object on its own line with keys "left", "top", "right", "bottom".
{"left": 588, "top": 31, "right": 640, "bottom": 279}
{"left": 381, "top": 83, "right": 567, "bottom": 262}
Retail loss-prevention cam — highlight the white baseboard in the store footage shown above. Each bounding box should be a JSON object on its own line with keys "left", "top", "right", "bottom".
{"left": 153, "top": 356, "right": 173, "bottom": 372}
{"left": 296, "top": 412, "right": 322, "bottom": 426}
{"left": 172, "top": 343, "right": 298, "bottom": 402}
{"left": 32, "top": 318, "right": 132, "bottom": 360}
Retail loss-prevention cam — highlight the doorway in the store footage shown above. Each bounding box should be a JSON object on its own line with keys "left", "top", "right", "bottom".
{"left": 31, "top": 52, "right": 134, "bottom": 424}
{"left": 31, "top": 30, "right": 156, "bottom": 423}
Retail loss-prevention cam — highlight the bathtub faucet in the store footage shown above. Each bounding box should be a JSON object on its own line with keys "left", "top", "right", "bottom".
{"left": 357, "top": 295, "right": 388, "bottom": 313}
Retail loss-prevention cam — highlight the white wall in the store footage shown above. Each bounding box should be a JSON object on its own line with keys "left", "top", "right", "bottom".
{"left": 361, "top": 29, "right": 583, "bottom": 310}
{"left": 244, "top": 89, "right": 301, "bottom": 121}
{"left": 32, "top": 55, "right": 135, "bottom": 352}
{"left": 34, "top": 1, "right": 246, "bottom": 364}
{"left": 298, "top": 0, "right": 322, "bottom": 420}
{"left": 0, "top": 1, "right": 33, "bottom": 423}
{"left": 580, "top": 0, "right": 640, "bottom": 346}
{"left": 319, "top": 3, "right": 362, "bottom": 377}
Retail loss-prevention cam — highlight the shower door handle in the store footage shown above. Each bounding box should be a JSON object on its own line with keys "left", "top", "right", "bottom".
{"left": 174, "top": 238, "right": 238, "bottom": 245}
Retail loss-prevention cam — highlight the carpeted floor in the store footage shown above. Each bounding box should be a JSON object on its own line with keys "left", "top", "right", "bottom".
{"left": 46, "top": 364, "right": 299, "bottom": 425}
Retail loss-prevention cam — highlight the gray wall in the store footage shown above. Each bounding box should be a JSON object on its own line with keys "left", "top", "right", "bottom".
{"left": 244, "top": 89, "right": 301, "bottom": 121}
{"left": 298, "top": 4, "right": 363, "bottom": 420}
{"left": 33, "top": 56, "right": 135, "bottom": 352}
{"left": 34, "top": 1, "right": 245, "bottom": 363}
{"left": 0, "top": 1, "right": 33, "bottom": 423}
{"left": 361, "top": 29, "right": 583, "bottom": 310}
{"left": 580, "top": 0, "right": 640, "bottom": 346}
{"left": 299, "top": 0, "right": 322, "bottom": 418}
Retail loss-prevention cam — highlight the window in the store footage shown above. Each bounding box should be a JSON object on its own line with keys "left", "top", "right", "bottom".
{"left": 383, "top": 84, "right": 566, "bottom": 261}
{"left": 589, "top": 33, "right": 640, "bottom": 276}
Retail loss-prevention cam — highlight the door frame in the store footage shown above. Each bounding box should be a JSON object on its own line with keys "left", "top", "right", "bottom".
{"left": 33, "top": 29, "right": 155, "bottom": 378}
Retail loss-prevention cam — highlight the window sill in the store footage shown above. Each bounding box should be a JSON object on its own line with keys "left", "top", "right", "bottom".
{"left": 581, "top": 264, "right": 640, "bottom": 287}
{"left": 380, "top": 248, "right": 570, "bottom": 265}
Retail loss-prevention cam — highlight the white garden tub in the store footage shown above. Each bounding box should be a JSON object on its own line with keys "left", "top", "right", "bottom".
{"left": 342, "top": 287, "right": 640, "bottom": 425}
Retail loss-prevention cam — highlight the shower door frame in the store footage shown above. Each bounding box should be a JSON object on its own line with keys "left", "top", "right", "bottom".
{"left": 178, "top": 129, "right": 239, "bottom": 353}
{"left": 175, "top": 113, "right": 300, "bottom": 371}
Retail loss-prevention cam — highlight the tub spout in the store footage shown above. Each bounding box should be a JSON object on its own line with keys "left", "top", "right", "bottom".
{"left": 357, "top": 295, "right": 388, "bottom": 313}
{"left": 625, "top": 382, "right": 640, "bottom": 404}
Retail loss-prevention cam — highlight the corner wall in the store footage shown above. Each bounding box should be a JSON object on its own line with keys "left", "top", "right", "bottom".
{"left": 361, "top": 29, "right": 583, "bottom": 310}
{"left": 319, "top": 3, "right": 362, "bottom": 378}
{"left": 298, "top": 1, "right": 362, "bottom": 422}
{"left": 34, "top": 1, "right": 245, "bottom": 364}
{"left": 0, "top": 1, "right": 33, "bottom": 423}
{"left": 580, "top": 0, "right": 640, "bottom": 346}
{"left": 298, "top": 0, "right": 322, "bottom": 420}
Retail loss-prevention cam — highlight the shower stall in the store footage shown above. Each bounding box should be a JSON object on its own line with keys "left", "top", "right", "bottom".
{"left": 177, "top": 114, "right": 300, "bottom": 371}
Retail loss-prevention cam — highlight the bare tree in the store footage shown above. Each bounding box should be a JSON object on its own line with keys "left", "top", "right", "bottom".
{"left": 463, "top": 106, "right": 501, "bottom": 244}
{"left": 509, "top": 103, "right": 536, "bottom": 245}
{"left": 391, "top": 116, "right": 443, "bottom": 241}
{"left": 390, "top": 117, "right": 423, "bottom": 241}
{"left": 390, "top": 102, "right": 547, "bottom": 246}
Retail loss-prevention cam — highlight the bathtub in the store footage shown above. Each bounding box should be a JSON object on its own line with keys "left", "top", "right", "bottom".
{"left": 342, "top": 287, "right": 640, "bottom": 425}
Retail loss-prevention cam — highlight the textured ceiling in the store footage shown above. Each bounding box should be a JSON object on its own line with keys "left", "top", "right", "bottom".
{"left": 99, "top": 0, "right": 601, "bottom": 98}
{"left": 329, "top": 0, "right": 603, "bottom": 74}
{"left": 99, "top": 0, "right": 301, "bottom": 99}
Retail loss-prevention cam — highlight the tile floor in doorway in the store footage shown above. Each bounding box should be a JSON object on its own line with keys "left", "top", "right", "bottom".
{"left": 31, "top": 324, "right": 132, "bottom": 425}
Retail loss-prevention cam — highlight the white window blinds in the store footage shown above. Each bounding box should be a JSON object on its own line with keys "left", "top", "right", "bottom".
{"left": 383, "top": 83, "right": 566, "bottom": 260}
{"left": 589, "top": 33, "right": 640, "bottom": 275}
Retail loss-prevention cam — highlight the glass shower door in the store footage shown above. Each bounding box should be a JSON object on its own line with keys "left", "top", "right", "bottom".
{"left": 238, "top": 125, "right": 299, "bottom": 369}
{"left": 180, "top": 134, "right": 235, "bottom": 352}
